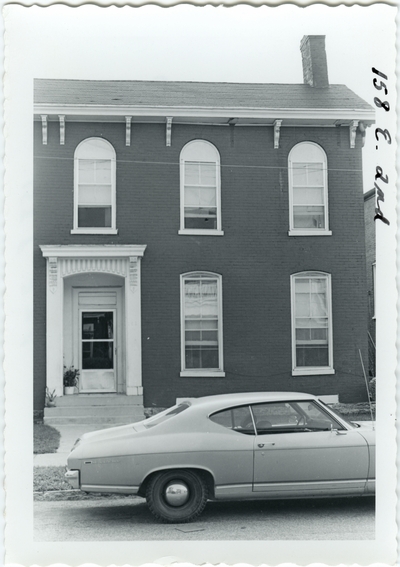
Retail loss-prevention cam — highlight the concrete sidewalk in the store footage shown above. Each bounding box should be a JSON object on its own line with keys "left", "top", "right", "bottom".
{"left": 34, "top": 423, "right": 120, "bottom": 467}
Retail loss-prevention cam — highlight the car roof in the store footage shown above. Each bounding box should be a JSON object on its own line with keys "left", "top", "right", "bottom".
{"left": 182, "top": 391, "right": 318, "bottom": 412}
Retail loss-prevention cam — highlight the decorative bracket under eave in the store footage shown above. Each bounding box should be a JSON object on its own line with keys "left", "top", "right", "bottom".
{"left": 41, "top": 115, "right": 48, "bottom": 145}
{"left": 129, "top": 256, "right": 138, "bottom": 292}
{"left": 59, "top": 115, "right": 65, "bottom": 145}
{"left": 125, "top": 116, "right": 132, "bottom": 146}
{"left": 48, "top": 257, "right": 58, "bottom": 293}
{"left": 274, "top": 119, "right": 283, "bottom": 149}
{"left": 350, "top": 120, "right": 359, "bottom": 149}
{"left": 166, "top": 117, "right": 173, "bottom": 147}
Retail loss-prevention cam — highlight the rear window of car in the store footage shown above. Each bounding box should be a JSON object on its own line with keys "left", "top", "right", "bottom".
{"left": 143, "top": 402, "right": 191, "bottom": 429}
{"left": 209, "top": 405, "right": 255, "bottom": 435}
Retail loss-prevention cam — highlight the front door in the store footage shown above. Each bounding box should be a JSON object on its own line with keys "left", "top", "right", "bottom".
{"left": 80, "top": 309, "right": 116, "bottom": 392}
{"left": 72, "top": 288, "right": 123, "bottom": 393}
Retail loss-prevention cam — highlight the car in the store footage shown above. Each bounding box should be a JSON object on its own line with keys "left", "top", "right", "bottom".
{"left": 65, "top": 392, "right": 375, "bottom": 523}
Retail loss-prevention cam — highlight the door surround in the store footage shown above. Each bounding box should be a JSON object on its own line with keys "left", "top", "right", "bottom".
{"left": 40, "top": 244, "right": 147, "bottom": 397}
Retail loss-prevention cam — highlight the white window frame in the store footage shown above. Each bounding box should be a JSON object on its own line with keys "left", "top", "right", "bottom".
{"left": 288, "top": 142, "right": 331, "bottom": 236}
{"left": 72, "top": 137, "right": 118, "bottom": 234}
{"left": 290, "top": 271, "right": 334, "bottom": 376}
{"left": 180, "top": 271, "right": 225, "bottom": 377}
{"left": 179, "top": 140, "right": 223, "bottom": 236}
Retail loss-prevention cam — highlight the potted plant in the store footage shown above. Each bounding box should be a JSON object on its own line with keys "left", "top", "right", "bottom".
{"left": 63, "top": 365, "right": 80, "bottom": 395}
{"left": 45, "top": 387, "right": 57, "bottom": 407}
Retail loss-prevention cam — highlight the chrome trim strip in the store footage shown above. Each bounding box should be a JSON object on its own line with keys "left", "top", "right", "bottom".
{"left": 253, "top": 479, "right": 365, "bottom": 492}
{"left": 81, "top": 484, "right": 139, "bottom": 494}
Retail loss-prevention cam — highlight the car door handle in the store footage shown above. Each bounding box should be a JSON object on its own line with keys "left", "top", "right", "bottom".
{"left": 258, "top": 442, "right": 275, "bottom": 448}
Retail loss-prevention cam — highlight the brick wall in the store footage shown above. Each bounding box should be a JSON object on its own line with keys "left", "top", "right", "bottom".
{"left": 364, "top": 189, "right": 376, "bottom": 376}
{"left": 34, "top": 120, "right": 369, "bottom": 410}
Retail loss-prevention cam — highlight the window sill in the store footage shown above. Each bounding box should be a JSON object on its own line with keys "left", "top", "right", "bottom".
{"left": 178, "top": 229, "right": 224, "bottom": 236}
{"left": 288, "top": 230, "right": 332, "bottom": 237}
{"left": 180, "top": 370, "right": 226, "bottom": 378}
{"left": 71, "top": 228, "right": 119, "bottom": 235}
{"left": 292, "top": 368, "right": 335, "bottom": 376}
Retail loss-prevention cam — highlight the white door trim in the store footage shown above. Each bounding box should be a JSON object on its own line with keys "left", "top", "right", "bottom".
{"left": 40, "top": 244, "right": 146, "bottom": 397}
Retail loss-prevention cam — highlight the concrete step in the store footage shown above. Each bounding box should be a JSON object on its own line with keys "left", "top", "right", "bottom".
{"left": 44, "top": 405, "right": 145, "bottom": 418}
{"left": 43, "top": 414, "right": 144, "bottom": 425}
{"left": 56, "top": 394, "right": 143, "bottom": 407}
{"left": 44, "top": 393, "right": 145, "bottom": 425}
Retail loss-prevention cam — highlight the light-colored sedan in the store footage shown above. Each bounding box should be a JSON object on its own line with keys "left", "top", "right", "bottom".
{"left": 65, "top": 392, "right": 375, "bottom": 523}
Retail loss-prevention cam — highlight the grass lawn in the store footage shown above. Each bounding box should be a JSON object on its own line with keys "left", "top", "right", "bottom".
{"left": 34, "top": 423, "right": 61, "bottom": 454}
{"left": 34, "top": 466, "right": 129, "bottom": 501}
{"left": 332, "top": 402, "right": 376, "bottom": 421}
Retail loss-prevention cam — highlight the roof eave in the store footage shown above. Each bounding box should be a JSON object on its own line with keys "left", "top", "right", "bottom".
{"left": 34, "top": 103, "right": 375, "bottom": 125}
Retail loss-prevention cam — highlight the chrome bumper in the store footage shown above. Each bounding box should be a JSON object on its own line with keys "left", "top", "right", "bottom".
{"left": 65, "top": 469, "right": 80, "bottom": 489}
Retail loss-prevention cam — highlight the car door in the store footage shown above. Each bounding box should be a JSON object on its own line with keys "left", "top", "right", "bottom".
{"left": 251, "top": 400, "right": 370, "bottom": 497}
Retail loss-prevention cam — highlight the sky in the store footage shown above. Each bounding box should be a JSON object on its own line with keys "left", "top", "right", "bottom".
{"left": 4, "top": 3, "right": 396, "bottom": 193}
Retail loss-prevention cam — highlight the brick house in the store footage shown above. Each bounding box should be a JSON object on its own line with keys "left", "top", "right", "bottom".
{"left": 34, "top": 36, "right": 375, "bottom": 423}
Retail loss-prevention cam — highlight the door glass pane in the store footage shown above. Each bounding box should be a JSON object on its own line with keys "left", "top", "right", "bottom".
{"left": 82, "top": 342, "right": 114, "bottom": 369}
{"left": 82, "top": 312, "right": 113, "bottom": 339}
{"left": 82, "top": 312, "right": 114, "bottom": 370}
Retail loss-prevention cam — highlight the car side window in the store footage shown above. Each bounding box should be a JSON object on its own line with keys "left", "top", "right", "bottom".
{"left": 209, "top": 405, "right": 255, "bottom": 435}
{"left": 250, "top": 401, "right": 344, "bottom": 435}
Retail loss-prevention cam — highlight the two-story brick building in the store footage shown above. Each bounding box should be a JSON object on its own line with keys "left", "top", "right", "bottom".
{"left": 34, "top": 35, "right": 375, "bottom": 423}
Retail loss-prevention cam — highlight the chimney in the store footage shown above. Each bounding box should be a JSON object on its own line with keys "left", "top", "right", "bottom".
{"left": 300, "top": 35, "right": 329, "bottom": 88}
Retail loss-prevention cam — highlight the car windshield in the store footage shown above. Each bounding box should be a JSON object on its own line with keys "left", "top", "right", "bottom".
{"left": 143, "top": 402, "right": 191, "bottom": 429}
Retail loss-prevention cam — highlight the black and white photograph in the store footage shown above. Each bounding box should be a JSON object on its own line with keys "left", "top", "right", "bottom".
{"left": 3, "top": 2, "right": 398, "bottom": 565}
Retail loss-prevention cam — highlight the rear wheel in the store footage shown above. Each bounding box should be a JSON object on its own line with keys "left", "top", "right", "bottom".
{"left": 145, "top": 470, "right": 208, "bottom": 523}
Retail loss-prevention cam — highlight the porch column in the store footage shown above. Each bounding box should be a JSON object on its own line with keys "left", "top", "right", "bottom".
{"left": 125, "top": 256, "right": 143, "bottom": 395}
{"left": 45, "top": 256, "right": 64, "bottom": 396}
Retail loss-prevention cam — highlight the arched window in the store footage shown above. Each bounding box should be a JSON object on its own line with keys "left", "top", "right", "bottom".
{"left": 288, "top": 142, "right": 331, "bottom": 236}
{"left": 290, "top": 271, "right": 334, "bottom": 375}
{"left": 180, "top": 272, "right": 224, "bottom": 376}
{"left": 179, "top": 140, "right": 223, "bottom": 235}
{"left": 73, "top": 138, "right": 117, "bottom": 233}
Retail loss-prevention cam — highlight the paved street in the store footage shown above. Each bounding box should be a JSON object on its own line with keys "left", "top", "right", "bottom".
{"left": 34, "top": 496, "right": 374, "bottom": 541}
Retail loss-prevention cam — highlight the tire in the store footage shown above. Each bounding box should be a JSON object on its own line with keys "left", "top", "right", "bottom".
{"left": 146, "top": 469, "right": 208, "bottom": 523}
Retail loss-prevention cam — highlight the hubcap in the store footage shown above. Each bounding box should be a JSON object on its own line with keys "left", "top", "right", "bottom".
{"left": 164, "top": 481, "right": 189, "bottom": 507}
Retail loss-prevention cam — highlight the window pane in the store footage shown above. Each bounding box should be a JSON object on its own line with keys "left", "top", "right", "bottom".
{"left": 185, "top": 216, "right": 217, "bottom": 230}
{"left": 293, "top": 187, "right": 324, "bottom": 205}
{"left": 185, "top": 163, "right": 200, "bottom": 185}
{"left": 184, "top": 187, "right": 216, "bottom": 207}
{"left": 210, "top": 406, "right": 255, "bottom": 435}
{"left": 184, "top": 187, "right": 200, "bottom": 206}
{"left": 184, "top": 278, "right": 220, "bottom": 369}
{"left": 185, "top": 162, "right": 216, "bottom": 186}
{"left": 79, "top": 185, "right": 112, "bottom": 205}
{"left": 292, "top": 164, "right": 307, "bottom": 185}
{"left": 95, "top": 160, "right": 111, "bottom": 183}
{"left": 293, "top": 206, "right": 325, "bottom": 229}
{"left": 185, "top": 345, "right": 219, "bottom": 369}
{"left": 294, "top": 276, "right": 330, "bottom": 368}
{"left": 308, "top": 164, "right": 323, "bottom": 185}
{"left": 199, "top": 187, "right": 216, "bottom": 207}
{"left": 79, "top": 160, "right": 96, "bottom": 183}
{"left": 200, "top": 163, "right": 216, "bottom": 185}
{"left": 78, "top": 206, "right": 112, "bottom": 227}
{"left": 296, "top": 345, "right": 329, "bottom": 367}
